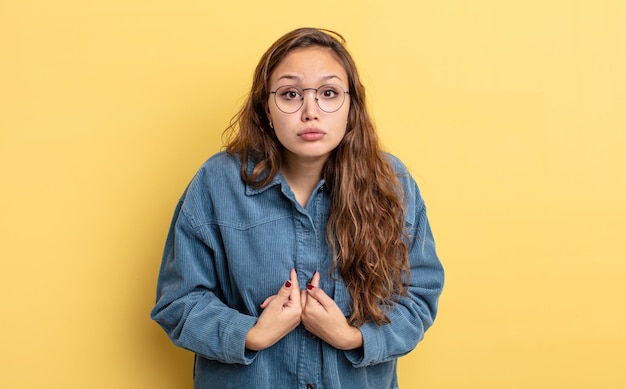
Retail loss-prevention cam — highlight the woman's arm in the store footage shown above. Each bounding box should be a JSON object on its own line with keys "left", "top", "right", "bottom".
{"left": 151, "top": 197, "right": 260, "bottom": 364}
{"left": 345, "top": 176, "right": 445, "bottom": 367}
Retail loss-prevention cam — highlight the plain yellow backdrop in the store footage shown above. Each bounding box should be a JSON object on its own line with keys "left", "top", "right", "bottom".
{"left": 1, "top": 0, "right": 625, "bottom": 388}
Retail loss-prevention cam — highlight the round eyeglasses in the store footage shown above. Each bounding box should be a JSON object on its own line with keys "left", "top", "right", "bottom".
{"left": 269, "top": 84, "right": 349, "bottom": 114}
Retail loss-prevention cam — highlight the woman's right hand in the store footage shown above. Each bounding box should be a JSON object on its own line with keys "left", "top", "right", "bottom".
{"left": 245, "top": 269, "right": 302, "bottom": 351}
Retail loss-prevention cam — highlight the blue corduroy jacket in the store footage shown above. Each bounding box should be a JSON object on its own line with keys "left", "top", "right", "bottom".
{"left": 151, "top": 151, "right": 444, "bottom": 389}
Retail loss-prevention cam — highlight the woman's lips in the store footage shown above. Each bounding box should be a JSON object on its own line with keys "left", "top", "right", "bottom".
{"left": 298, "top": 128, "right": 326, "bottom": 141}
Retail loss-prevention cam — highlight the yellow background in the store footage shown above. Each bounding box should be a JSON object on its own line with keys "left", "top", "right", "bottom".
{"left": 1, "top": 1, "right": 624, "bottom": 388}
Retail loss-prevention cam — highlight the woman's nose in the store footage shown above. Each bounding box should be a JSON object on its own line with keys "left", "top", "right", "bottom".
{"left": 301, "top": 89, "right": 320, "bottom": 120}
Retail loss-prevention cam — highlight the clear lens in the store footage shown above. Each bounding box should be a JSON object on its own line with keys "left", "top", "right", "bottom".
{"left": 274, "top": 86, "right": 303, "bottom": 113}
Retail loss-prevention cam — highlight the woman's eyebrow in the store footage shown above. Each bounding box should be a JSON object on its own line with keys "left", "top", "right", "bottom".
{"left": 276, "top": 74, "right": 300, "bottom": 82}
{"left": 320, "top": 74, "right": 343, "bottom": 82}
{"left": 275, "top": 74, "right": 344, "bottom": 83}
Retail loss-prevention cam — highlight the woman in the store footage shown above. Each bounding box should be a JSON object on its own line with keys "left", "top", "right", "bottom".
{"left": 151, "top": 27, "right": 444, "bottom": 389}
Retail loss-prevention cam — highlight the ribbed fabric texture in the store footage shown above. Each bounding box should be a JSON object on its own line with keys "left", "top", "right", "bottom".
{"left": 151, "top": 151, "right": 444, "bottom": 388}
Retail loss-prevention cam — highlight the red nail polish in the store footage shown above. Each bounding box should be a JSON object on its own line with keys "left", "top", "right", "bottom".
{"left": 307, "top": 284, "right": 314, "bottom": 290}
{"left": 285, "top": 280, "right": 292, "bottom": 288}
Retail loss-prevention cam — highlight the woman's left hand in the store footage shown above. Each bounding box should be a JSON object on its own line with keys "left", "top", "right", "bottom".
{"left": 300, "top": 271, "right": 363, "bottom": 350}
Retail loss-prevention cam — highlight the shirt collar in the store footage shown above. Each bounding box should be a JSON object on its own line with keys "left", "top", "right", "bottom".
{"left": 243, "top": 157, "right": 326, "bottom": 196}
{"left": 243, "top": 157, "right": 282, "bottom": 196}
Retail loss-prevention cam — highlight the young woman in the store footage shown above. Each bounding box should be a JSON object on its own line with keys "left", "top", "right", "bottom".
{"left": 151, "top": 27, "right": 444, "bottom": 389}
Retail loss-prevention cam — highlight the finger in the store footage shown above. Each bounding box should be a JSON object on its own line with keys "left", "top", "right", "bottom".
{"left": 273, "top": 278, "right": 293, "bottom": 306}
{"left": 289, "top": 268, "right": 300, "bottom": 300}
{"left": 300, "top": 288, "right": 307, "bottom": 308}
{"left": 260, "top": 295, "right": 276, "bottom": 309}
{"left": 306, "top": 282, "right": 332, "bottom": 308}
{"left": 289, "top": 269, "right": 300, "bottom": 290}
{"left": 263, "top": 269, "right": 299, "bottom": 309}
{"left": 309, "top": 271, "right": 321, "bottom": 288}
{"left": 303, "top": 271, "right": 319, "bottom": 308}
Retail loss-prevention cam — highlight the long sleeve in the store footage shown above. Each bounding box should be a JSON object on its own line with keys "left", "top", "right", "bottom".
{"left": 151, "top": 151, "right": 443, "bottom": 388}
{"left": 150, "top": 187, "right": 259, "bottom": 365}
{"left": 345, "top": 159, "right": 444, "bottom": 367}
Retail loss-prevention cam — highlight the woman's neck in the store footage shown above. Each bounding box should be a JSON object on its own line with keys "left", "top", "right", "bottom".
{"left": 281, "top": 155, "right": 326, "bottom": 208}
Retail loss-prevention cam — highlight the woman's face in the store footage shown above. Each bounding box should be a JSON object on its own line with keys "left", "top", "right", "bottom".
{"left": 266, "top": 46, "right": 350, "bottom": 166}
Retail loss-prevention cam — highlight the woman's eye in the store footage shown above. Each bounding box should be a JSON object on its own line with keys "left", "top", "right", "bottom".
{"left": 320, "top": 87, "right": 339, "bottom": 98}
{"left": 279, "top": 88, "right": 301, "bottom": 100}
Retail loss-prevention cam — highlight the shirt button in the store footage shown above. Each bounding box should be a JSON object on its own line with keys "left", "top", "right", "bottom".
{"left": 306, "top": 384, "right": 314, "bottom": 389}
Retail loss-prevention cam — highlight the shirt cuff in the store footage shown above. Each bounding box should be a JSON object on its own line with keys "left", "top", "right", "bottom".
{"left": 344, "top": 323, "right": 381, "bottom": 367}
{"left": 222, "top": 314, "right": 259, "bottom": 365}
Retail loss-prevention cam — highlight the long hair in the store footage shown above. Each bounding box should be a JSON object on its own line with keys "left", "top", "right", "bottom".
{"left": 224, "top": 28, "right": 409, "bottom": 326}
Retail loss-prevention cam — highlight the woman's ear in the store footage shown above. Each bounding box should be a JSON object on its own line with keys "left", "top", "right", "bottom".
{"left": 265, "top": 105, "right": 272, "bottom": 121}
{"left": 265, "top": 106, "right": 273, "bottom": 129}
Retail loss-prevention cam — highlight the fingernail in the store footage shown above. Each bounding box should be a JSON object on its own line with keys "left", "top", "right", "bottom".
{"left": 285, "top": 280, "right": 292, "bottom": 288}
{"left": 307, "top": 284, "right": 314, "bottom": 290}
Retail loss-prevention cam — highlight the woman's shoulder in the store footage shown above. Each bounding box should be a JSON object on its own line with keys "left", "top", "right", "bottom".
{"left": 178, "top": 152, "right": 243, "bottom": 217}
{"left": 192, "top": 151, "right": 242, "bottom": 180}
{"left": 382, "top": 152, "right": 425, "bottom": 207}
{"left": 183, "top": 151, "right": 242, "bottom": 193}
{"left": 201, "top": 150, "right": 241, "bottom": 170}
{"left": 382, "top": 152, "right": 410, "bottom": 176}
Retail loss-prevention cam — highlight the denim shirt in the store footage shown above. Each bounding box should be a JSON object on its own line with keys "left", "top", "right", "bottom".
{"left": 151, "top": 151, "right": 444, "bottom": 389}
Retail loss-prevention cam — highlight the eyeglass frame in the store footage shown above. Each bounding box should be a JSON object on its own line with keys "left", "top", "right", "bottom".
{"left": 269, "top": 84, "right": 350, "bottom": 114}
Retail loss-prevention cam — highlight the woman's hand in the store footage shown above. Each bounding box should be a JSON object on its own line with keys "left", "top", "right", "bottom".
{"left": 300, "top": 271, "right": 363, "bottom": 350}
{"left": 245, "top": 269, "right": 302, "bottom": 351}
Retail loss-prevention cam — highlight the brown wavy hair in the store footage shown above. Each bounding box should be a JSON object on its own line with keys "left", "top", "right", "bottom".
{"left": 224, "top": 27, "right": 409, "bottom": 326}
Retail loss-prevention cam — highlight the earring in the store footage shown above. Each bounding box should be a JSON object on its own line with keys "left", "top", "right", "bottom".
{"left": 269, "top": 121, "right": 274, "bottom": 129}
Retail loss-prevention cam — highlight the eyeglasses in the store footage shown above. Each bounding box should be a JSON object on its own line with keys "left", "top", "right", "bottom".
{"left": 269, "top": 84, "right": 349, "bottom": 114}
